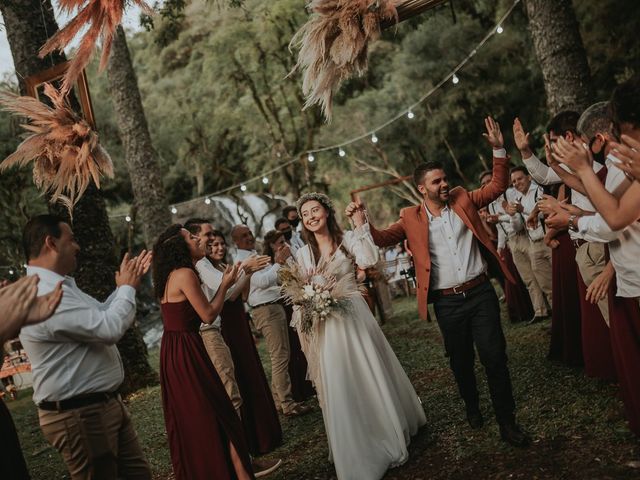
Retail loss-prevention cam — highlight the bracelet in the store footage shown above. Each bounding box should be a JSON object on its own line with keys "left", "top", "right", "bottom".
{"left": 568, "top": 214, "right": 578, "bottom": 232}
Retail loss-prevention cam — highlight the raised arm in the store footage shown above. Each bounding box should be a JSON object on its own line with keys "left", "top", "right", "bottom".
{"left": 469, "top": 116, "right": 509, "bottom": 208}
{"left": 345, "top": 200, "right": 407, "bottom": 248}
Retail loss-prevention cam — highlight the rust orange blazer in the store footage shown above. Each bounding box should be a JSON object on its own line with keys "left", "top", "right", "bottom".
{"left": 369, "top": 155, "right": 516, "bottom": 320}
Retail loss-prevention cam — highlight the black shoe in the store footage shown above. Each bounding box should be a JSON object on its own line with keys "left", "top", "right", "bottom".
{"left": 527, "top": 315, "right": 545, "bottom": 325}
{"left": 466, "top": 410, "right": 484, "bottom": 429}
{"left": 499, "top": 422, "right": 531, "bottom": 447}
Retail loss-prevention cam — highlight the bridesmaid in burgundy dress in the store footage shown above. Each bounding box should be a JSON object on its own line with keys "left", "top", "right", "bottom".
{"left": 262, "top": 230, "right": 315, "bottom": 402}
{"left": 207, "top": 230, "right": 283, "bottom": 454}
{"left": 152, "top": 225, "right": 254, "bottom": 480}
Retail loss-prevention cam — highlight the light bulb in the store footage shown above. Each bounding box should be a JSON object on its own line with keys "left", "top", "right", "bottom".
{"left": 204, "top": 198, "right": 211, "bottom": 205}
{"left": 262, "top": 176, "right": 269, "bottom": 184}
{"left": 125, "top": 215, "right": 132, "bottom": 222}
{"left": 338, "top": 148, "right": 346, "bottom": 157}
{"left": 407, "top": 110, "right": 415, "bottom": 119}
{"left": 171, "top": 206, "right": 177, "bottom": 214}
{"left": 9, "top": 269, "right": 14, "bottom": 275}
{"left": 496, "top": 25, "right": 504, "bottom": 34}
{"left": 371, "top": 133, "right": 378, "bottom": 143}
{"left": 240, "top": 184, "right": 247, "bottom": 192}
{"left": 307, "top": 153, "right": 315, "bottom": 162}
{"left": 452, "top": 74, "right": 460, "bottom": 85}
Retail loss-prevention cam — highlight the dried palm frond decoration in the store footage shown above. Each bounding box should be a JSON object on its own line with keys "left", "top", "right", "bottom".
{"left": 39, "top": 0, "right": 152, "bottom": 95}
{"left": 289, "top": 0, "right": 449, "bottom": 121}
{"left": 0, "top": 84, "right": 113, "bottom": 212}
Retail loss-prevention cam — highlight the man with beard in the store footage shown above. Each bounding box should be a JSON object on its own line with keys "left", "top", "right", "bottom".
{"left": 351, "top": 117, "right": 530, "bottom": 447}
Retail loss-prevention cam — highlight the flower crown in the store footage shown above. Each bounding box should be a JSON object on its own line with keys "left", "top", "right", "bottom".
{"left": 296, "top": 192, "right": 335, "bottom": 217}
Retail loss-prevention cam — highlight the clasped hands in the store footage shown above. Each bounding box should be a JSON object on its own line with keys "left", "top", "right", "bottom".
{"left": 345, "top": 200, "right": 367, "bottom": 227}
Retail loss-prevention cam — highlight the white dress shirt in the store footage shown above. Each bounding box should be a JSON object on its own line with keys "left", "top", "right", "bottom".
{"left": 488, "top": 187, "right": 522, "bottom": 250}
{"left": 289, "top": 232, "right": 306, "bottom": 255}
{"left": 576, "top": 161, "right": 639, "bottom": 297}
{"left": 513, "top": 181, "right": 545, "bottom": 241}
{"left": 233, "top": 249, "right": 282, "bottom": 307}
{"left": 20, "top": 266, "right": 137, "bottom": 404}
{"left": 523, "top": 153, "right": 604, "bottom": 241}
{"left": 425, "top": 204, "right": 488, "bottom": 290}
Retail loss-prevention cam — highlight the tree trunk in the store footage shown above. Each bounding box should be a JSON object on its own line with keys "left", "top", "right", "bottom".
{"left": 524, "top": 0, "right": 593, "bottom": 114}
{"left": 1, "top": 0, "right": 157, "bottom": 393}
{"left": 107, "top": 26, "right": 171, "bottom": 247}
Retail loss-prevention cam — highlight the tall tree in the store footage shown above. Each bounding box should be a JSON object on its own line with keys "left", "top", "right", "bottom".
{"left": 0, "top": 0, "right": 156, "bottom": 393}
{"left": 107, "top": 26, "right": 171, "bottom": 246}
{"left": 524, "top": 0, "right": 593, "bottom": 114}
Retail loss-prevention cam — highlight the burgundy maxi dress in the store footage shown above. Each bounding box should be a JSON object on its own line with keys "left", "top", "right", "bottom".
{"left": 160, "top": 301, "right": 254, "bottom": 480}
{"left": 221, "top": 297, "right": 283, "bottom": 454}
{"left": 502, "top": 246, "right": 534, "bottom": 323}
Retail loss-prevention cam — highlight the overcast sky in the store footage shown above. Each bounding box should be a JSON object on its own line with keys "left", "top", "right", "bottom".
{"left": 0, "top": 3, "right": 144, "bottom": 82}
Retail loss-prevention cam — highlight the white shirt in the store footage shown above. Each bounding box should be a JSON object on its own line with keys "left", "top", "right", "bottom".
{"left": 576, "top": 161, "right": 639, "bottom": 297}
{"left": 514, "top": 181, "right": 545, "bottom": 241}
{"left": 233, "top": 249, "right": 282, "bottom": 307}
{"left": 523, "top": 153, "right": 604, "bottom": 240}
{"left": 488, "top": 187, "right": 522, "bottom": 249}
{"left": 20, "top": 266, "right": 137, "bottom": 404}
{"left": 425, "top": 204, "right": 488, "bottom": 290}
{"left": 289, "top": 232, "right": 305, "bottom": 255}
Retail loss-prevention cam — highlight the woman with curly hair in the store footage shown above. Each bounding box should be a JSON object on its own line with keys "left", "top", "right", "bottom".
{"left": 263, "top": 230, "right": 315, "bottom": 403}
{"left": 152, "top": 224, "right": 254, "bottom": 480}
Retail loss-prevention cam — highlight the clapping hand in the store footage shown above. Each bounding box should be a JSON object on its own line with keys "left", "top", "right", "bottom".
{"left": 537, "top": 194, "right": 566, "bottom": 217}
{"left": 221, "top": 263, "right": 241, "bottom": 289}
{"left": 551, "top": 137, "right": 591, "bottom": 174}
{"left": 483, "top": 116, "right": 504, "bottom": 149}
{"left": 504, "top": 201, "right": 523, "bottom": 216}
{"left": 526, "top": 210, "right": 539, "bottom": 230}
{"left": 274, "top": 244, "right": 292, "bottom": 265}
{"left": 116, "top": 250, "right": 153, "bottom": 289}
{"left": 513, "top": 118, "right": 532, "bottom": 156}
{"left": 545, "top": 210, "right": 570, "bottom": 230}
{"left": 609, "top": 134, "right": 640, "bottom": 180}
{"left": 241, "top": 255, "right": 271, "bottom": 274}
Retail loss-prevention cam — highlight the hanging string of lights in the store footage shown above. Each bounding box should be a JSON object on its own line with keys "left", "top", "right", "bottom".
{"left": 112, "top": 0, "right": 521, "bottom": 219}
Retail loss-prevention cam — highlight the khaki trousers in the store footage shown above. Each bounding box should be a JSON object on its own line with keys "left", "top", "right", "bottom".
{"left": 38, "top": 396, "right": 151, "bottom": 480}
{"left": 251, "top": 303, "right": 295, "bottom": 412}
{"left": 509, "top": 233, "right": 553, "bottom": 317}
{"left": 200, "top": 327, "right": 243, "bottom": 414}
{"left": 575, "top": 242, "right": 610, "bottom": 325}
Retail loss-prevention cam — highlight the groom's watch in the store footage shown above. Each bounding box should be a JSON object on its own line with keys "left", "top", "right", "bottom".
{"left": 568, "top": 214, "right": 578, "bottom": 232}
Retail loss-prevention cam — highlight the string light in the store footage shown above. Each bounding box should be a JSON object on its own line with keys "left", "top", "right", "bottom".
{"left": 204, "top": 197, "right": 211, "bottom": 205}
{"left": 9, "top": 269, "right": 14, "bottom": 275}
{"left": 109, "top": 0, "right": 521, "bottom": 223}
{"left": 125, "top": 215, "right": 132, "bottom": 222}
{"left": 171, "top": 206, "right": 177, "bottom": 214}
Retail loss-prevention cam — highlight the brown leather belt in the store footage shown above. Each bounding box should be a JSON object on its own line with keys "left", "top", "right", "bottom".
{"left": 38, "top": 392, "right": 119, "bottom": 412}
{"left": 573, "top": 239, "right": 587, "bottom": 249}
{"left": 436, "top": 273, "right": 489, "bottom": 297}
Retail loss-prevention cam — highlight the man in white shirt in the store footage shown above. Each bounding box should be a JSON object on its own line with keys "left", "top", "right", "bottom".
{"left": 506, "top": 167, "right": 552, "bottom": 320}
{"left": 275, "top": 217, "right": 305, "bottom": 255}
{"left": 230, "top": 224, "right": 310, "bottom": 417}
{"left": 19, "top": 214, "right": 152, "bottom": 479}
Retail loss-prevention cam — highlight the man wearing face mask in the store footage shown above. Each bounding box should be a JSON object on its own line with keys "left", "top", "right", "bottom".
{"left": 275, "top": 217, "right": 305, "bottom": 255}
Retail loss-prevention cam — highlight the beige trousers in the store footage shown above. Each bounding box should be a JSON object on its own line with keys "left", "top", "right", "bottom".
{"left": 39, "top": 396, "right": 151, "bottom": 480}
{"left": 575, "top": 241, "right": 610, "bottom": 325}
{"left": 251, "top": 303, "right": 295, "bottom": 412}
{"left": 200, "top": 327, "right": 243, "bottom": 414}
{"left": 509, "top": 233, "right": 553, "bottom": 317}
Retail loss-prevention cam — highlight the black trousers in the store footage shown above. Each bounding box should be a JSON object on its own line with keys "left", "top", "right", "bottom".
{"left": 433, "top": 280, "right": 516, "bottom": 424}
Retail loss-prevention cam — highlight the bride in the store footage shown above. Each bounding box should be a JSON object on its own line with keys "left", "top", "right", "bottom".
{"left": 290, "top": 192, "right": 426, "bottom": 480}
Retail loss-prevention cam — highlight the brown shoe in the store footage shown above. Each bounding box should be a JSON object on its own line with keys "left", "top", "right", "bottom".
{"left": 253, "top": 458, "right": 282, "bottom": 478}
{"left": 283, "top": 403, "right": 312, "bottom": 417}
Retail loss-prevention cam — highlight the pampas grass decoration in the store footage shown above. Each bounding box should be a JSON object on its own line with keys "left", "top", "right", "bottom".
{"left": 38, "top": 0, "right": 152, "bottom": 94}
{"left": 289, "top": 0, "right": 399, "bottom": 122}
{"left": 0, "top": 84, "right": 114, "bottom": 212}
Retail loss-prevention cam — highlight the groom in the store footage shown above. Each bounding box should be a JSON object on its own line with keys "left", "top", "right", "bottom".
{"left": 348, "top": 117, "right": 530, "bottom": 447}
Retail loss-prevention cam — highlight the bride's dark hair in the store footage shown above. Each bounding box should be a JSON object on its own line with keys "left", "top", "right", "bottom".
{"left": 297, "top": 193, "right": 344, "bottom": 264}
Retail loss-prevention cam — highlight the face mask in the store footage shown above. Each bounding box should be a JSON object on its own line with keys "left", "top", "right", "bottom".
{"left": 589, "top": 137, "right": 606, "bottom": 165}
{"left": 289, "top": 218, "right": 300, "bottom": 228}
{"left": 282, "top": 229, "right": 293, "bottom": 241}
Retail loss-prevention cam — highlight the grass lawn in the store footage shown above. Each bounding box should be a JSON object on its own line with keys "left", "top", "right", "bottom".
{"left": 8, "top": 296, "right": 640, "bottom": 479}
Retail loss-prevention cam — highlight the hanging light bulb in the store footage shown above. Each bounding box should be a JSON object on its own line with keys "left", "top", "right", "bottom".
{"left": 262, "top": 176, "right": 269, "bottom": 184}
{"left": 407, "top": 110, "right": 415, "bottom": 119}
{"left": 307, "top": 153, "right": 315, "bottom": 162}
{"left": 171, "top": 206, "right": 178, "bottom": 214}
{"left": 240, "top": 184, "right": 247, "bottom": 192}
{"left": 338, "top": 148, "right": 346, "bottom": 157}
{"left": 371, "top": 133, "right": 378, "bottom": 143}
{"left": 204, "top": 197, "right": 211, "bottom": 205}
{"left": 452, "top": 74, "right": 460, "bottom": 85}
{"left": 496, "top": 25, "right": 504, "bottom": 34}
{"left": 9, "top": 269, "right": 14, "bottom": 275}
{"left": 125, "top": 215, "right": 132, "bottom": 223}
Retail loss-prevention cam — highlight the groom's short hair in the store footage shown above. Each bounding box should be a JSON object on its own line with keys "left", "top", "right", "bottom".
{"left": 413, "top": 161, "right": 444, "bottom": 186}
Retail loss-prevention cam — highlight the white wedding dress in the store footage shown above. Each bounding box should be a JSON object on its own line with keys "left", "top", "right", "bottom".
{"left": 292, "top": 224, "right": 426, "bottom": 480}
